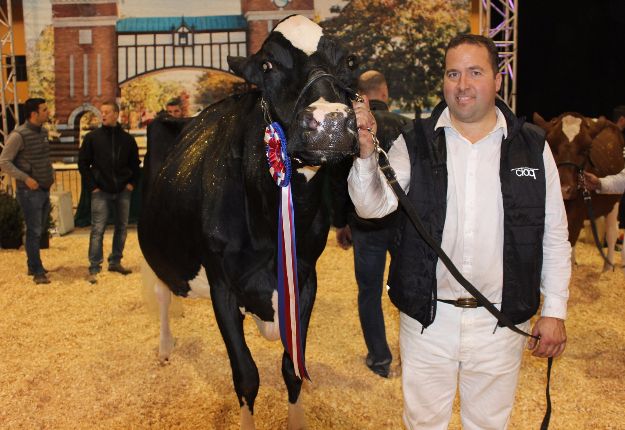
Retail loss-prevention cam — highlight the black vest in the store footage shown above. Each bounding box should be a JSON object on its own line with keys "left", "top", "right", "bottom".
{"left": 387, "top": 100, "right": 547, "bottom": 327}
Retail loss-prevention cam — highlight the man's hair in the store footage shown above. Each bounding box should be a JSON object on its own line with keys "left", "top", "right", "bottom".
{"left": 445, "top": 34, "right": 499, "bottom": 76}
{"left": 166, "top": 97, "right": 182, "bottom": 108}
{"left": 357, "top": 70, "right": 387, "bottom": 95}
{"left": 24, "top": 98, "right": 46, "bottom": 120}
{"left": 612, "top": 105, "right": 625, "bottom": 122}
{"left": 101, "top": 100, "right": 120, "bottom": 113}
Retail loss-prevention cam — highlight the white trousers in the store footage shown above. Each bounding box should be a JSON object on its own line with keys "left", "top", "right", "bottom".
{"left": 399, "top": 303, "right": 529, "bottom": 430}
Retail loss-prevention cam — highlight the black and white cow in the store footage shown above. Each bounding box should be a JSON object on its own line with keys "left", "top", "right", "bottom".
{"left": 138, "top": 15, "right": 358, "bottom": 429}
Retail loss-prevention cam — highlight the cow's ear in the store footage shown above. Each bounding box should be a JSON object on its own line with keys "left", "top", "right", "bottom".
{"left": 588, "top": 116, "right": 607, "bottom": 137}
{"left": 228, "top": 56, "right": 263, "bottom": 87}
{"left": 533, "top": 112, "right": 549, "bottom": 130}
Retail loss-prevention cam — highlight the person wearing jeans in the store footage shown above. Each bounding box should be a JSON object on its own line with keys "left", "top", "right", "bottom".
{"left": 78, "top": 101, "right": 140, "bottom": 284}
{"left": 0, "top": 98, "right": 54, "bottom": 284}
{"left": 15, "top": 188, "right": 51, "bottom": 281}
{"left": 333, "top": 70, "right": 409, "bottom": 377}
{"left": 88, "top": 188, "right": 132, "bottom": 275}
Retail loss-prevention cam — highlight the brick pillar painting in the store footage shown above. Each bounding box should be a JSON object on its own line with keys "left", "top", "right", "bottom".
{"left": 241, "top": 0, "right": 314, "bottom": 55}
{"left": 52, "top": 0, "right": 119, "bottom": 145}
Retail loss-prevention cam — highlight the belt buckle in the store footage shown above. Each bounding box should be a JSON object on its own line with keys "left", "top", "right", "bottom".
{"left": 455, "top": 298, "right": 478, "bottom": 308}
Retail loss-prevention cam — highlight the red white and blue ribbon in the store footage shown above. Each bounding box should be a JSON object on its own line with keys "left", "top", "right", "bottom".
{"left": 264, "top": 122, "right": 309, "bottom": 380}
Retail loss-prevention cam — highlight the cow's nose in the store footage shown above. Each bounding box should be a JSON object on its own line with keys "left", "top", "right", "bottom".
{"left": 302, "top": 109, "right": 319, "bottom": 131}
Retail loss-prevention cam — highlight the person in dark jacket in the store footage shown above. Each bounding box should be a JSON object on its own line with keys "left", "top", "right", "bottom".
{"left": 349, "top": 35, "right": 570, "bottom": 428}
{"left": 78, "top": 101, "right": 140, "bottom": 283}
{"left": 334, "top": 70, "right": 409, "bottom": 378}
{"left": 0, "top": 98, "right": 53, "bottom": 284}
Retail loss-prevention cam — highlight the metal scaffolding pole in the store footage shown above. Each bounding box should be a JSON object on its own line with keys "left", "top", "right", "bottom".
{"left": 0, "top": 0, "right": 20, "bottom": 149}
{"left": 479, "top": 0, "right": 518, "bottom": 113}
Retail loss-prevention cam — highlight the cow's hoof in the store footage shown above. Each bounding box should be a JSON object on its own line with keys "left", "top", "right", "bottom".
{"left": 287, "top": 398, "right": 306, "bottom": 430}
{"left": 158, "top": 337, "right": 176, "bottom": 364}
{"left": 602, "top": 262, "right": 614, "bottom": 273}
{"left": 240, "top": 404, "right": 255, "bottom": 430}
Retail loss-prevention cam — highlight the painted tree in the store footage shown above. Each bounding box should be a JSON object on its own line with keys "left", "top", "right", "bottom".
{"left": 322, "top": 0, "right": 470, "bottom": 111}
{"left": 120, "top": 77, "right": 184, "bottom": 127}
{"left": 194, "top": 71, "right": 245, "bottom": 109}
{"left": 27, "top": 26, "right": 55, "bottom": 113}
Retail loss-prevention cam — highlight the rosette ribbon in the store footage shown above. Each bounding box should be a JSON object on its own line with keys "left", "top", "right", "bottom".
{"left": 264, "top": 121, "right": 309, "bottom": 380}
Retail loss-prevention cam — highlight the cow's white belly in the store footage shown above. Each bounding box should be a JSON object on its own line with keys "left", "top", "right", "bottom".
{"left": 239, "top": 290, "right": 281, "bottom": 341}
{"left": 187, "top": 266, "right": 211, "bottom": 298}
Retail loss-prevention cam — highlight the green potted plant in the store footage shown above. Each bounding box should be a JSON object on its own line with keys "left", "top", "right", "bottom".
{"left": 0, "top": 190, "right": 24, "bottom": 249}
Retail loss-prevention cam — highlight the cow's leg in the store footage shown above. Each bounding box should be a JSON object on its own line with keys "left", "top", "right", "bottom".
{"left": 155, "top": 280, "right": 175, "bottom": 363}
{"left": 604, "top": 203, "right": 619, "bottom": 272}
{"left": 282, "top": 271, "right": 317, "bottom": 430}
{"left": 210, "top": 282, "right": 259, "bottom": 430}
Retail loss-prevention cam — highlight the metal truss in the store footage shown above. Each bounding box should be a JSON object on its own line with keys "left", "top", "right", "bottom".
{"left": 0, "top": 0, "right": 19, "bottom": 149}
{"left": 479, "top": 0, "right": 518, "bottom": 113}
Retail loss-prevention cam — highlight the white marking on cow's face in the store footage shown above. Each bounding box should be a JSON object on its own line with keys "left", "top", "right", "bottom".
{"left": 309, "top": 96, "right": 349, "bottom": 126}
{"left": 561, "top": 115, "right": 582, "bottom": 143}
{"left": 274, "top": 15, "right": 322, "bottom": 56}
{"left": 297, "top": 166, "right": 320, "bottom": 182}
{"left": 186, "top": 266, "right": 211, "bottom": 299}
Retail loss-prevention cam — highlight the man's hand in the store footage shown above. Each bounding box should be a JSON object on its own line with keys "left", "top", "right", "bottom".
{"left": 126, "top": 183, "right": 134, "bottom": 191}
{"left": 335, "top": 225, "right": 352, "bottom": 250}
{"left": 93, "top": 188, "right": 101, "bottom": 193}
{"left": 527, "top": 317, "right": 567, "bottom": 358}
{"left": 25, "top": 177, "right": 39, "bottom": 190}
{"left": 352, "top": 95, "right": 377, "bottom": 159}
{"left": 583, "top": 172, "right": 601, "bottom": 191}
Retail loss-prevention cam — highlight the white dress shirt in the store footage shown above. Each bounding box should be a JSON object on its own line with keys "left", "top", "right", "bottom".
{"left": 348, "top": 107, "right": 571, "bottom": 320}
{"left": 598, "top": 167, "right": 625, "bottom": 194}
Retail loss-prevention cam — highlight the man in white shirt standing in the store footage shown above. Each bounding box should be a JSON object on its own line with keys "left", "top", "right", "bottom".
{"left": 348, "top": 34, "right": 571, "bottom": 429}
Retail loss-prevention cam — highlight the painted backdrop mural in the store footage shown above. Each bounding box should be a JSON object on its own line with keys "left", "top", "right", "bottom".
{"left": 23, "top": 0, "right": 469, "bottom": 148}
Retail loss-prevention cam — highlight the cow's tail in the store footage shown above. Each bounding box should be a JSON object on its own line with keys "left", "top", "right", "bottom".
{"left": 140, "top": 257, "right": 184, "bottom": 319}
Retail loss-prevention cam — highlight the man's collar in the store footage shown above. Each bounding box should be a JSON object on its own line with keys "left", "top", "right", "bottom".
{"left": 434, "top": 106, "right": 508, "bottom": 139}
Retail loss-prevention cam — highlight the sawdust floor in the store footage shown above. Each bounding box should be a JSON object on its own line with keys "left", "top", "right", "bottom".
{"left": 0, "top": 228, "right": 624, "bottom": 429}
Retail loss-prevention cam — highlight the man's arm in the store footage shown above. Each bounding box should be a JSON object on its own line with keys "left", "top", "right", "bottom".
{"left": 77, "top": 134, "right": 98, "bottom": 191}
{"left": 0, "top": 132, "right": 29, "bottom": 182}
{"left": 528, "top": 144, "right": 571, "bottom": 358}
{"left": 348, "top": 97, "right": 411, "bottom": 219}
{"left": 127, "top": 136, "right": 141, "bottom": 190}
{"left": 583, "top": 168, "right": 625, "bottom": 194}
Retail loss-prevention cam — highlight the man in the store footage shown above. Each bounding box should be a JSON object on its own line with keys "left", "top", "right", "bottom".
{"left": 165, "top": 97, "right": 183, "bottom": 118}
{"left": 0, "top": 98, "right": 53, "bottom": 284}
{"left": 334, "top": 70, "right": 409, "bottom": 378}
{"left": 349, "top": 34, "right": 570, "bottom": 429}
{"left": 78, "top": 101, "right": 140, "bottom": 284}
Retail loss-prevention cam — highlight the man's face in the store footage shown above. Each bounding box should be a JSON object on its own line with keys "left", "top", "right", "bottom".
{"left": 101, "top": 104, "right": 118, "bottom": 126}
{"left": 166, "top": 105, "right": 182, "bottom": 118}
{"left": 32, "top": 103, "right": 49, "bottom": 125}
{"left": 443, "top": 43, "right": 502, "bottom": 125}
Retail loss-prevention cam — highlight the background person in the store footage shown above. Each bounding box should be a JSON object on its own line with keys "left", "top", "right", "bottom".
{"left": 333, "top": 70, "right": 409, "bottom": 378}
{"left": 349, "top": 34, "right": 570, "bottom": 428}
{"left": 165, "top": 97, "right": 183, "bottom": 118}
{"left": 78, "top": 101, "right": 140, "bottom": 284}
{"left": 0, "top": 98, "right": 53, "bottom": 284}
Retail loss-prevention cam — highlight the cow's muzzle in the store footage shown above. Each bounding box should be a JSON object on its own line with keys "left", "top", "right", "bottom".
{"left": 291, "top": 104, "right": 358, "bottom": 164}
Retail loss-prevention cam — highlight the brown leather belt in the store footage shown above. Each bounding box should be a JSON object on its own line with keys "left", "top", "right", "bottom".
{"left": 437, "top": 298, "right": 482, "bottom": 308}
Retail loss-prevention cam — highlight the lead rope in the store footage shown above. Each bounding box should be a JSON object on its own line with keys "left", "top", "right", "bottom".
{"left": 367, "top": 128, "right": 554, "bottom": 429}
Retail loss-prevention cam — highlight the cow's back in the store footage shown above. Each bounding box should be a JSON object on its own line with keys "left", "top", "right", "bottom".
{"left": 138, "top": 91, "right": 332, "bottom": 300}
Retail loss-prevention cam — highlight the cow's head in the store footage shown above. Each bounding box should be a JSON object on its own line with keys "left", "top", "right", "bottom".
{"left": 534, "top": 112, "right": 607, "bottom": 200}
{"left": 228, "top": 15, "right": 359, "bottom": 165}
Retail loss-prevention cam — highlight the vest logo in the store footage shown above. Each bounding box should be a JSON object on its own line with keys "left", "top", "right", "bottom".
{"left": 511, "top": 167, "right": 539, "bottom": 180}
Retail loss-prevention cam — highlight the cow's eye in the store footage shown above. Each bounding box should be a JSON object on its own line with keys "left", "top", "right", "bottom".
{"left": 346, "top": 55, "right": 357, "bottom": 70}
{"left": 261, "top": 61, "right": 273, "bottom": 73}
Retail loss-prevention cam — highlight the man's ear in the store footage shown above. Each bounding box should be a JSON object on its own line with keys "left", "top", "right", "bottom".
{"left": 228, "top": 55, "right": 263, "bottom": 88}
